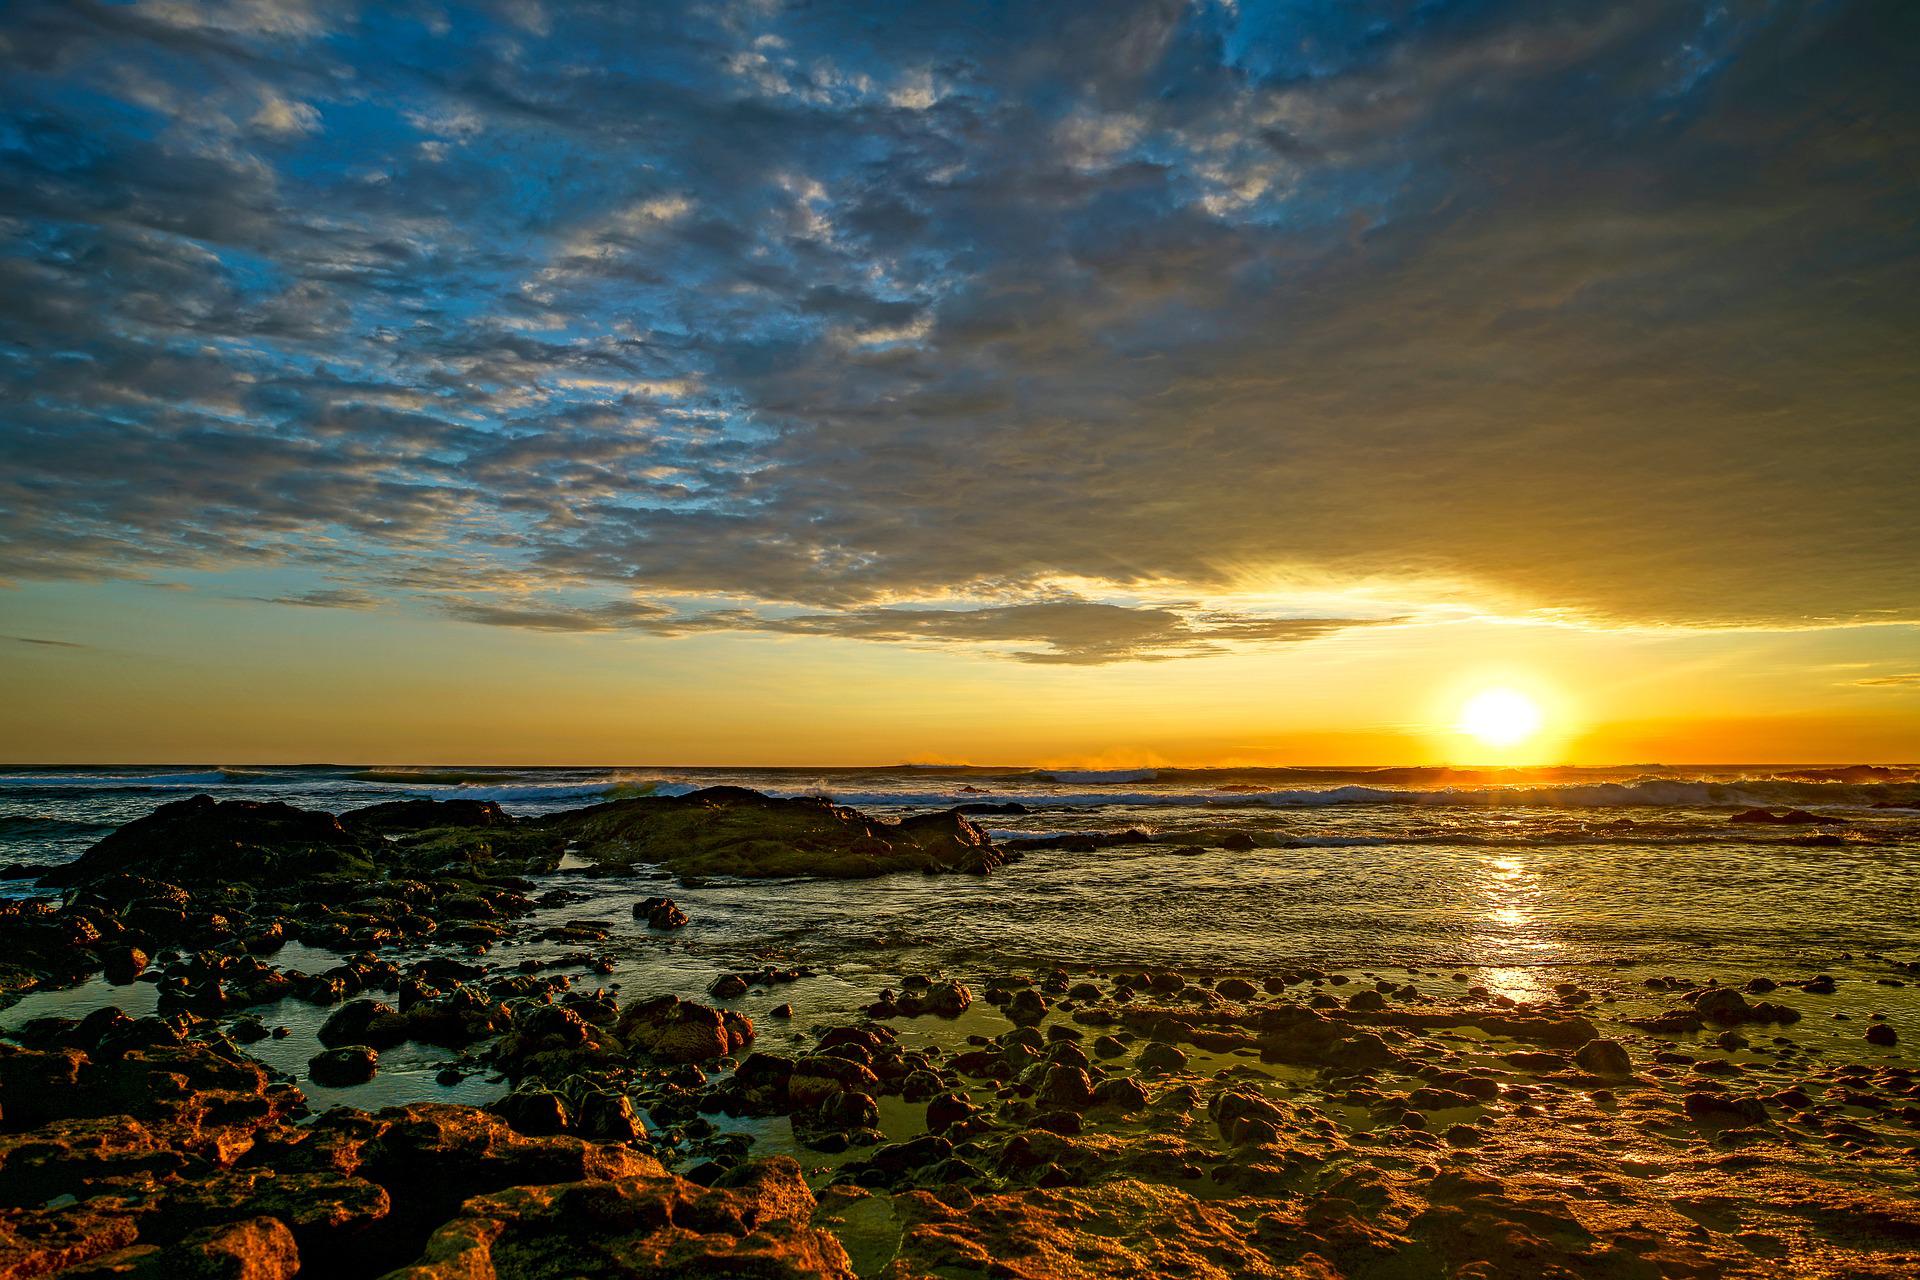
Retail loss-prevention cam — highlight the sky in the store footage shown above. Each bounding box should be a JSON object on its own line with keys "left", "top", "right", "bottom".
{"left": 1, "top": 0, "right": 1916, "bottom": 766}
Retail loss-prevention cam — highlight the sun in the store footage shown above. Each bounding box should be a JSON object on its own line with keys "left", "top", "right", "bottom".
{"left": 1457, "top": 687, "right": 1544, "bottom": 749}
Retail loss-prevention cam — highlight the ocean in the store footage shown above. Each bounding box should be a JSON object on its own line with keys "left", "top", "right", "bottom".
{"left": 4, "top": 761, "right": 1917, "bottom": 978}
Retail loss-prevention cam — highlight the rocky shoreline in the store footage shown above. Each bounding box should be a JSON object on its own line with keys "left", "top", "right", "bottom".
{"left": 2, "top": 791, "right": 1918, "bottom": 1277}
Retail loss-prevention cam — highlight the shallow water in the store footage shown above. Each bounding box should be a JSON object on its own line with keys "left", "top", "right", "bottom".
{"left": 4, "top": 762, "right": 1916, "bottom": 1125}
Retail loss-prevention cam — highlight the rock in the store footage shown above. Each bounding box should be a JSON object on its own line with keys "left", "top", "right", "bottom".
{"left": 41, "top": 796, "right": 379, "bottom": 888}
{"left": 1137, "top": 1042, "right": 1188, "bottom": 1074}
{"left": 340, "top": 798, "right": 509, "bottom": 832}
{"left": 542, "top": 786, "right": 1009, "bottom": 879}
{"left": 575, "top": 1091, "right": 646, "bottom": 1141}
{"left": 633, "top": 896, "right": 689, "bottom": 929}
{"left": 1005, "top": 989, "right": 1049, "bottom": 1026}
{"left": 1572, "top": 1038, "right": 1633, "bottom": 1078}
{"left": 1218, "top": 832, "right": 1257, "bottom": 851}
{"left": 67, "top": 1217, "right": 303, "bottom": 1280}
{"left": 1215, "top": 978, "right": 1258, "bottom": 1001}
{"left": 308, "top": 1046, "right": 378, "bottom": 1087}
{"left": 1865, "top": 1023, "right": 1898, "bottom": 1046}
{"left": 788, "top": 1056, "right": 882, "bottom": 1108}
{"left": 1728, "top": 808, "right": 1843, "bottom": 825}
{"left": 491, "top": 1088, "right": 573, "bottom": 1136}
{"left": 1003, "top": 829, "right": 1154, "bottom": 853}
{"left": 381, "top": 1157, "right": 855, "bottom": 1279}
{"left": 1038, "top": 1065, "right": 1094, "bottom": 1110}
{"left": 925, "top": 1092, "right": 980, "bottom": 1135}
{"left": 229, "top": 1016, "right": 270, "bottom": 1044}
{"left": 318, "top": 999, "right": 405, "bottom": 1049}
{"left": 710, "top": 974, "right": 750, "bottom": 999}
{"left": 892, "top": 979, "right": 973, "bottom": 1017}
{"left": 1683, "top": 1092, "right": 1767, "bottom": 1124}
{"left": 1092, "top": 1076, "right": 1150, "bottom": 1112}
{"left": 102, "top": 946, "right": 149, "bottom": 985}
{"left": 1694, "top": 988, "right": 1752, "bottom": 1024}
{"left": 617, "top": 996, "right": 753, "bottom": 1063}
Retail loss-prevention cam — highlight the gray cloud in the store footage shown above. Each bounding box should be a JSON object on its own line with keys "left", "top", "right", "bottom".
{"left": 5, "top": 635, "right": 90, "bottom": 649}
{"left": 432, "top": 595, "right": 1388, "bottom": 663}
{"left": 440, "top": 598, "right": 676, "bottom": 634}
{"left": 252, "top": 588, "right": 382, "bottom": 610}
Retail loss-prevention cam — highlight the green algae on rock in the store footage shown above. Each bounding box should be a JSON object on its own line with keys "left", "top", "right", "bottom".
{"left": 541, "top": 786, "right": 1011, "bottom": 879}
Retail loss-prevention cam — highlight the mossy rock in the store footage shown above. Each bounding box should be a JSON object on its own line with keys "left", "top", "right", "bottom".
{"left": 540, "top": 786, "right": 1009, "bottom": 880}
{"left": 40, "top": 796, "right": 380, "bottom": 888}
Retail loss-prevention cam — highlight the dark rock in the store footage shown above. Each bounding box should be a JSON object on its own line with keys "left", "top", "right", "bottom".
{"left": 42, "top": 796, "right": 376, "bottom": 888}
{"left": 1005, "top": 989, "right": 1049, "bottom": 1027}
{"left": 1137, "top": 1042, "right": 1188, "bottom": 1074}
{"left": 617, "top": 996, "right": 753, "bottom": 1063}
{"left": 102, "top": 946, "right": 149, "bottom": 985}
{"left": 1728, "top": 808, "right": 1844, "bottom": 826}
{"left": 633, "top": 896, "right": 689, "bottom": 929}
{"left": 1683, "top": 1092, "right": 1767, "bottom": 1124}
{"left": 309, "top": 1046, "right": 378, "bottom": 1087}
{"left": 340, "top": 798, "right": 510, "bottom": 833}
{"left": 575, "top": 1091, "right": 646, "bottom": 1141}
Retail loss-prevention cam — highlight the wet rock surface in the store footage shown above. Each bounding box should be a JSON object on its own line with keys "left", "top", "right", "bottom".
{"left": 2, "top": 791, "right": 1918, "bottom": 1277}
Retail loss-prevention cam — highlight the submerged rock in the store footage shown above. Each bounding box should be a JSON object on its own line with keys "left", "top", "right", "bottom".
{"left": 1728, "top": 807, "right": 1844, "bottom": 826}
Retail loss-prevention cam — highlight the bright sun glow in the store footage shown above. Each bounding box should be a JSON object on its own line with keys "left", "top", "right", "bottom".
{"left": 1457, "top": 687, "right": 1545, "bottom": 749}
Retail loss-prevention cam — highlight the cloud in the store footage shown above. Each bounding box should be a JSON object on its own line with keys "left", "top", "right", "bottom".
{"left": 429, "top": 594, "right": 1388, "bottom": 663}
{"left": 1854, "top": 673, "right": 1920, "bottom": 688}
{"left": 440, "top": 598, "right": 675, "bottom": 634}
{"left": 719, "top": 602, "right": 1389, "bottom": 664}
{"left": 252, "top": 588, "right": 380, "bottom": 610}
{"left": 5, "top": 635, "right": 89, "bottom": 649}
{"left": 1, "top": 0, "right": 1916, "bottom": 664}
{"left": 250, "top": 91, "right": 320, "bottom": 136}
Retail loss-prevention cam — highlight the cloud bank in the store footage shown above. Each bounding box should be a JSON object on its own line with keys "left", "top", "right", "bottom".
{"left": 2, "top": 0, "right": 1915, "bottom": 661}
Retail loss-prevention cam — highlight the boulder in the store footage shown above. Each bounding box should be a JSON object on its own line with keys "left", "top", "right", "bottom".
{"left": 41, "top": 796, "right": 377, "bottom": 887}
{"left": 102, "top": 946, "right": 150, "bottom": 985}
{"left": 309, "top": 1046, "right": 379, "bottom": 1087}
{"left": 617, "top": 996, "right": 753, "bottom": 1063}
{"left": 542, "top": 786, "right": 1008, "bottom": 879}
{"left": 1572, "top": 1038, "right": 1633, "bottom": 1078}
